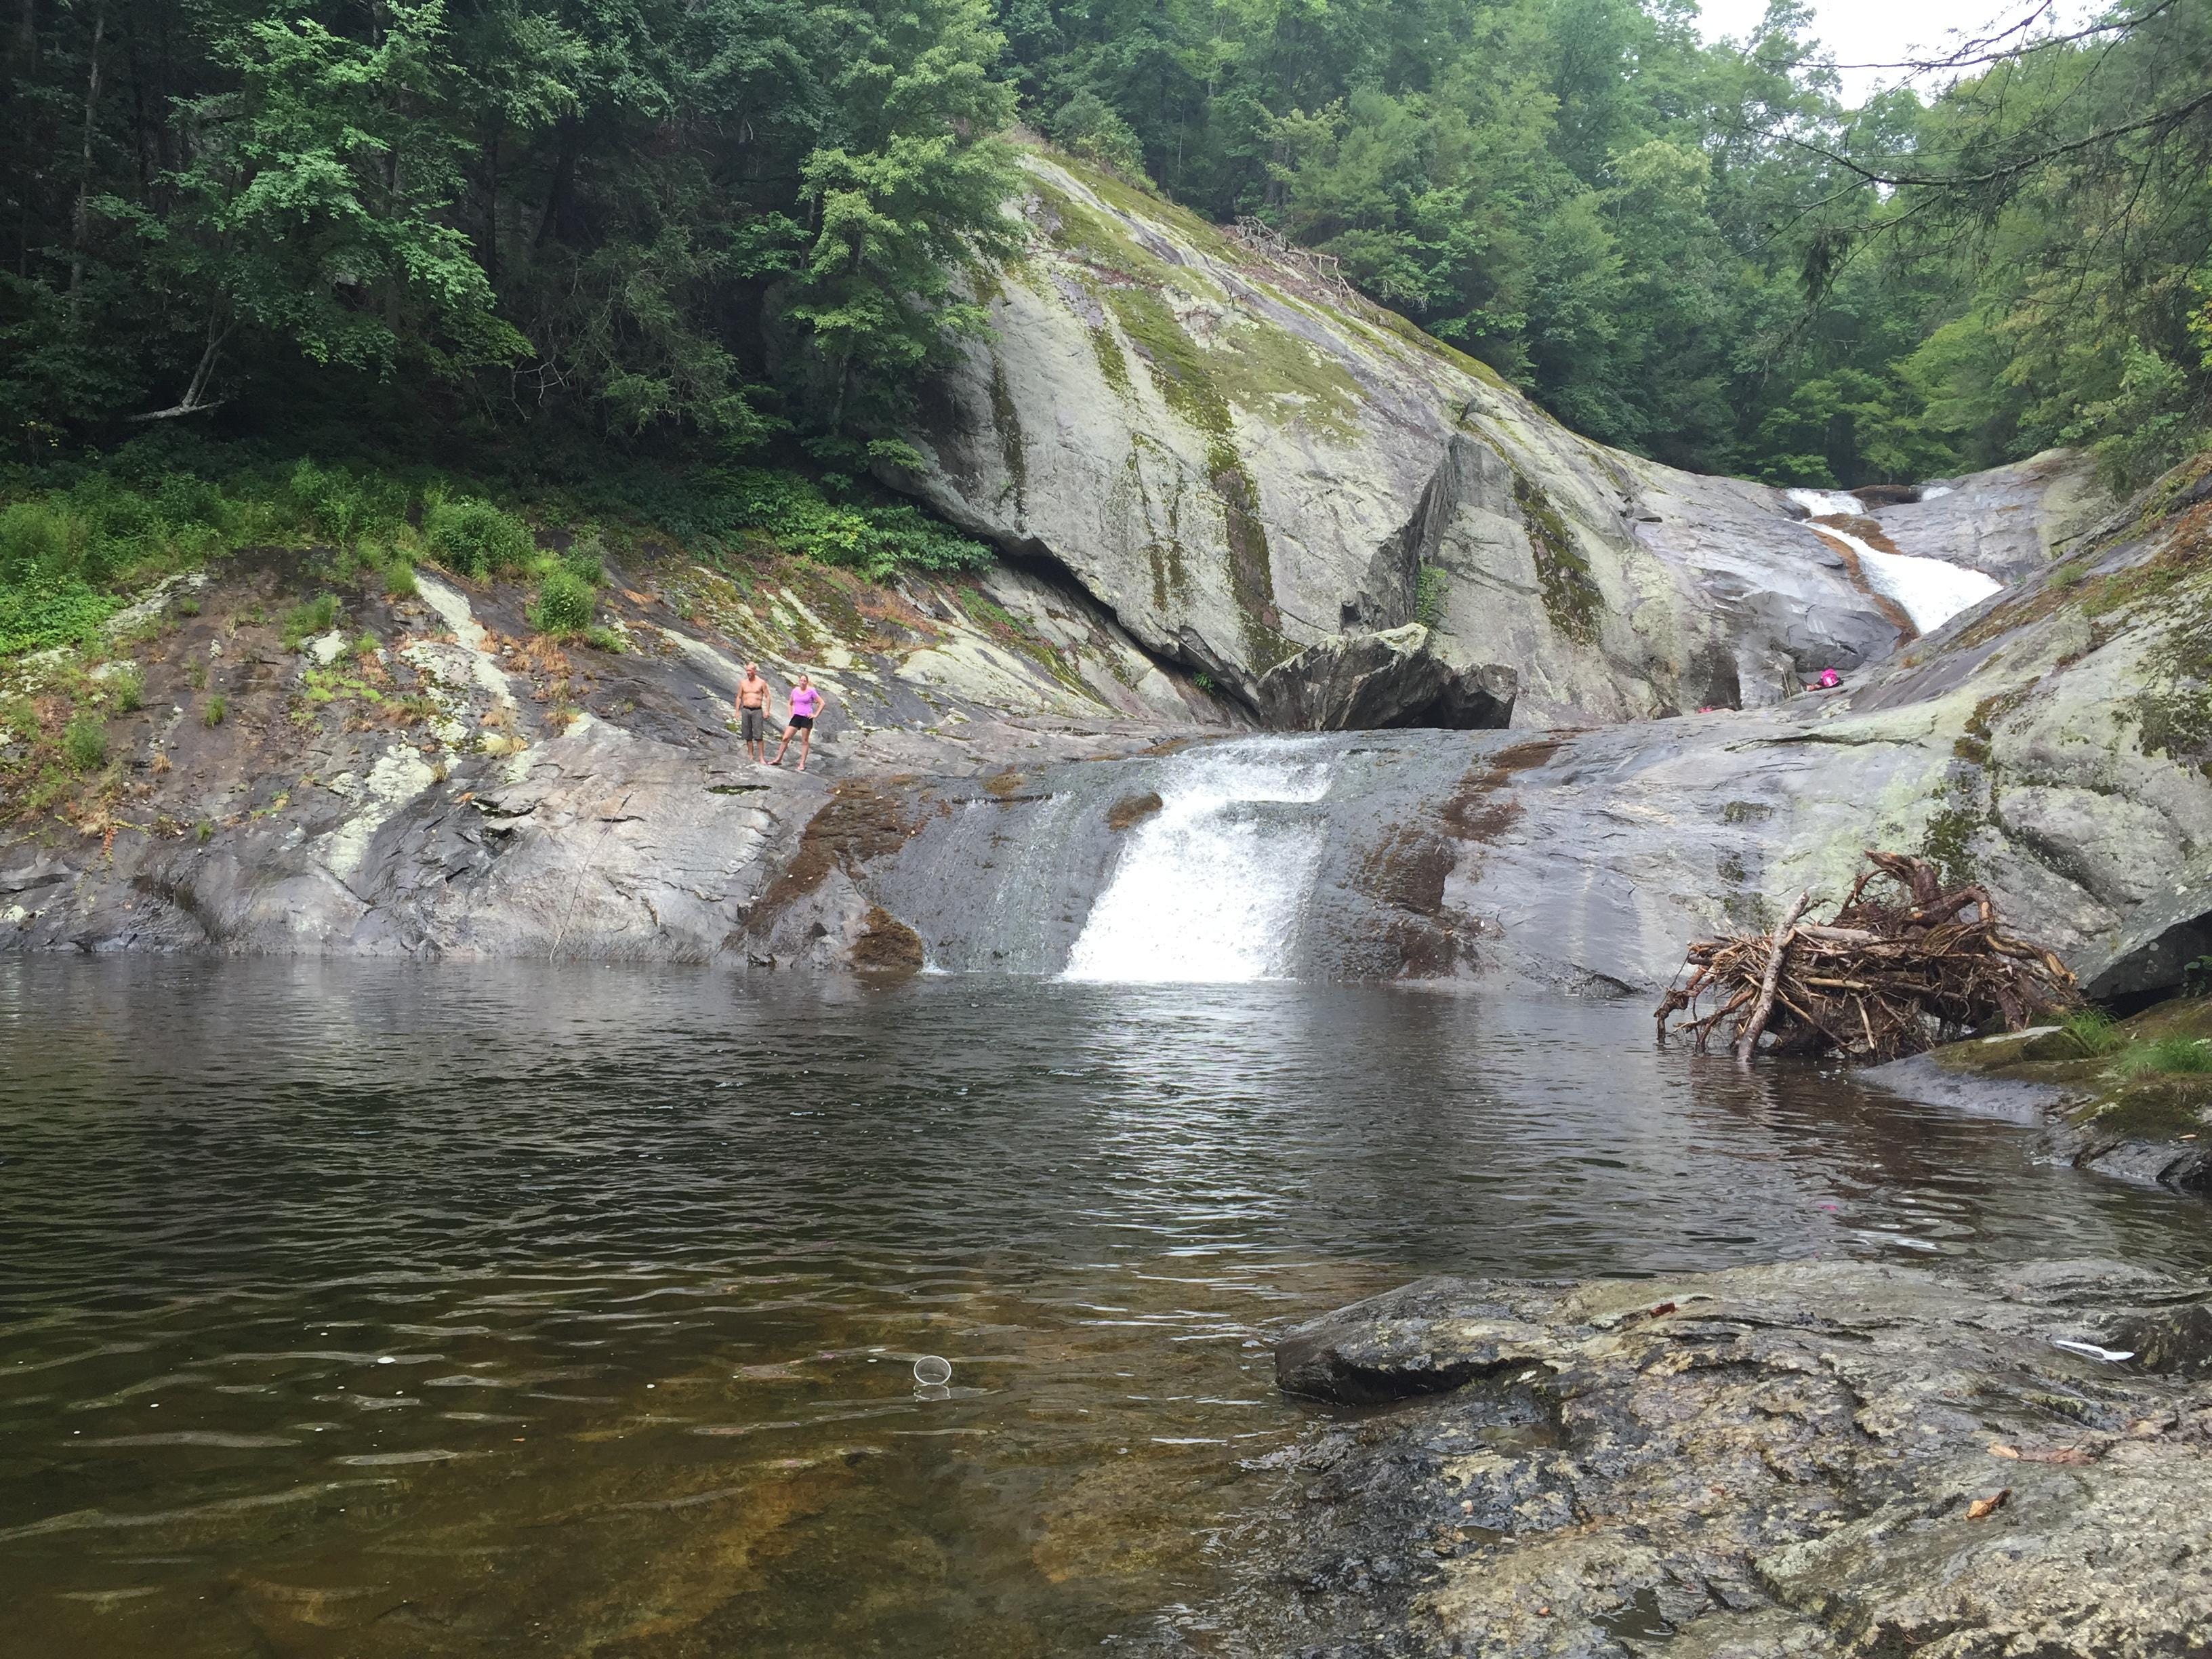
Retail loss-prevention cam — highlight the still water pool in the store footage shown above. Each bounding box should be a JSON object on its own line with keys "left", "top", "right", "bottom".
{"left": 4, "top": 960, "right": 2206, "bottom": 1656}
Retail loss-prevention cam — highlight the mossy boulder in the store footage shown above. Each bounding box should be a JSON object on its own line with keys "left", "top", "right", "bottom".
{"left": 1910, "top": 998, "right": 2212, "bottom": 1188}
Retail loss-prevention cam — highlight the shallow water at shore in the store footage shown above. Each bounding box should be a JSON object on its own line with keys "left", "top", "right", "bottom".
{"left": 4, "top": 960, "right": 2206, "bottom": 1656}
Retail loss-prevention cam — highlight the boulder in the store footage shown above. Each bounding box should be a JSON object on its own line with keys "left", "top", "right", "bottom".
{"left": 1251, "top": 623, "right": 1516, "bottom": 731}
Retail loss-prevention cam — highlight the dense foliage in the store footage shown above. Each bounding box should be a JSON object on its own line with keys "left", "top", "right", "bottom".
{"left": 2, "top": 0, "right": 2207, "bottom": 493}
{"left": 0, "top": 434, "right": 991, "bottom": 655}
{"left": 1012, "top": 0, "right": 2211, "bottom": 488}
{"left": 1, "top": 0, "right": 1018, "bottom": 460}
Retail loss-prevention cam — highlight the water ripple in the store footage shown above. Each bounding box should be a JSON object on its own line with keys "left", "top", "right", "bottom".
{"left": 3, "top": 957, "right": 2207, "bottom": 1656}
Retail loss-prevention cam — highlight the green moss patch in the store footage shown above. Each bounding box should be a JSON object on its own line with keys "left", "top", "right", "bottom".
{"left": 1029, "top": 176, "right": 1188, "bottom": 291}
{"left": 2124, "top": 560, "right": 2212, "bottom": 773}
{"left": 1103, "top": 290, "right": 1294, "bottom": 666}
{"left": 988, "top": 359, "right": 1029, "bottom": 516}
{"left": 1088, "top": 316, "right": 1132, "bottom": 395}
{"left": 1050, "top": 155, "right": 1246, "bottom": 268}
{"left": 1918, "top": 796, "right": 1987, "bottom": 892}
{"left": 1103, "top": 286, "right": 1357, "bottom": 441}
{"left": 954, "top": 585, "right": 1091, "bottom": 698}
{"left": 1513, "top": 473, "right": 1601, "bottom": 644}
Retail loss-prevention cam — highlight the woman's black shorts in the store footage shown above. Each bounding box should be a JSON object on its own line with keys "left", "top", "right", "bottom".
{"left": 788, "top": 714, "right": 815, "bottom": 731}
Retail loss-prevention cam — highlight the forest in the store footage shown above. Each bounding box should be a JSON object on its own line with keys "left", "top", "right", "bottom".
{"left": 1, "top": 0, "right": 2207, "bottom": 504}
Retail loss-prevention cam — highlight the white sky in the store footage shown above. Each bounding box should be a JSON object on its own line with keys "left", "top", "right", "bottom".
{"left": 1692, "top": 0, "right": 2102, "bottom": 104}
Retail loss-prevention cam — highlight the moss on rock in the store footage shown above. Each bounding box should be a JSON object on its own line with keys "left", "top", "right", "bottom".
{"left": 1103, "top": 289, "right": 1296, "bottom": 668}
{"left": 1513, "top": 473, "right": 1602, "bottom": 644}
{"left": 988, "top": 359, "right": 1028, "bottom": 516}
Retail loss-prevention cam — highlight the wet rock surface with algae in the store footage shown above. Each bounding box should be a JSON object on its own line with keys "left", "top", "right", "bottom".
{"left": 1160, "top": 1260, "right": 2212, "bottom": 1658}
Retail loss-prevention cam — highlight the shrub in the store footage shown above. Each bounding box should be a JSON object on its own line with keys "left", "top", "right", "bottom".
{"left": 0, "top": 570, "right": 119, "bottom": 655}
{"left": 202, "top": 693, "right": 226, "bottom": 727}
{"left": 581, "top": 623, "right": 627, "bottom": 653}
{"left": 353, "top": 632, "right": 379, "bottom": 660}
{"left": 529, "top": 567, "right": 595, "bottom": 637}
{"left": 107, "top": 664, "right": 144, "bottom": 712}
{"left": 61, "top": 713, "right": 106, "bottom": 771}
{"left": 195, "top": 819, "right": 212, "bottom": 843}
{"left": 280, "top": 594, "right": 340, "bottom": 651}
{"left": 287, "top": 460, "right": 409, "bottom": 552}
{"left": 425, "top": 498, "right": 533, "bottom": 578}
{"left": 1050, "top": 90, "right": 1149, "bottom": 182}
{"left": 0, "top": 499, "right": 83, "bottom": 575}
{"left": 384, "top": 560, "right": 419, "bottom": 599}
{"left": 2061, "top": 1008, "right": 2127, "bottom": 1057}
{"left": 562, "top": 536, "right": 607, "bottom": 586}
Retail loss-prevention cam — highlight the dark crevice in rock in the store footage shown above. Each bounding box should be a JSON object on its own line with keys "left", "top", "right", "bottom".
{"left": 2085, "top": 905, "right": 2212, "bottom": 1001}
{"left": 1253, "top": 626, "right": 1515, "bottom": 731}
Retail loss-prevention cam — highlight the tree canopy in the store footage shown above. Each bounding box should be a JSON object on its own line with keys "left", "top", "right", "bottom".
{"left": 3, "top": 0, "right": 2207, "bottom": 489}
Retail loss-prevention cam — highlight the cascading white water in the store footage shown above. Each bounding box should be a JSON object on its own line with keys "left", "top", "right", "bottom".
{"left": 1786, "top": 487, "right": 1867, "bottom": 519}
{"left": 1061, "top": 741, "right": 1336, "bottom": 983}
{"left": 1787, "top": 487, "right": 2002, "bottom": 634}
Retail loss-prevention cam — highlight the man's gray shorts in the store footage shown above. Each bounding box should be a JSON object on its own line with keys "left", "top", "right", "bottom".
{"left": 740, "top": 707, "right": 765, "bottom": 742}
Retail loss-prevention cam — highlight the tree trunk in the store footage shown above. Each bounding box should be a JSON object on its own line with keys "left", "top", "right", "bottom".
{"left": 129, "top": 306, "right": 232, "bottom": 420}
{"left": 482, "top": 126, "right": 499, "bottom": 293}
{"left": 535, "top": 119, "right": 579, "bottom": 252}
{"left": 66, "top": 0, "right": 106, "bottom": 320}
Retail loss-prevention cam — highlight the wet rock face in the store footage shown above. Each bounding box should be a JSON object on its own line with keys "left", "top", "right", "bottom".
{"left": 1181, "top": 1262, "right": 2212, "bottom": 1658}
{"left": 894, "top": 152, "right": 1915, "bottom": 724}
{"left": 1872, "top": 450, "right": 2107, "bottom": 582}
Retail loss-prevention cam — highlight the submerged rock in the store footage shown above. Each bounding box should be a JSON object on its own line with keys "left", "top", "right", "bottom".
{"left": 1172, "top": 1261, "right": 2212, "bottom": 1656}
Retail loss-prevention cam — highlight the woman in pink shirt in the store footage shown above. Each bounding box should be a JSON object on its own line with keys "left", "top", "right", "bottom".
{"left": 773, "top": 674, "right": 825, "bottom": 771}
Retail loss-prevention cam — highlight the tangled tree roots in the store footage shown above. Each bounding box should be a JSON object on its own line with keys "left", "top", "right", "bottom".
{"left": 1655, "top": 851, "right": 2078, "bottom": 1061}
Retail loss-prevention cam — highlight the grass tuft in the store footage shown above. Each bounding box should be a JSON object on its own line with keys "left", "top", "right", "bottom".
{"left": 61, "top": 713, "right": 106, "bottom": 771}
{"left": 2061, "top": 1008, "right": 2128, "bottom": 1057}
{"left": 280, "top": 594, "right": 340, "bottom": 651}
{"left": 2117, "top": 1036, "right": 2212, "bottom": 1077}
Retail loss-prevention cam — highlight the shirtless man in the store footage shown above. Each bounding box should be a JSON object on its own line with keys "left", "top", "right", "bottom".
{"left": 771, "top": 674, "right": 825, "bottom": 772}
{"left": 735, "top": 663, "right": 773, "bottom": 764}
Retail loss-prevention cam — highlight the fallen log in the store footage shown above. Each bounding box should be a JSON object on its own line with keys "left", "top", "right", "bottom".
{"left": 1656, "top": 851, "right": 2076, "bottom": 1061}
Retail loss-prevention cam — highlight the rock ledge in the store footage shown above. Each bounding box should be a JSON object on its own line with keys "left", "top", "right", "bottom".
{"left": 1180, "top": 1261, "right": 2212, "bottom": 1657}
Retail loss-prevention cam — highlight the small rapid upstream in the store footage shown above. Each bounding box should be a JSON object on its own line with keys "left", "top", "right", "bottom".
{"left": 1788, "top": 487, "right": 2002, "bottom": 633}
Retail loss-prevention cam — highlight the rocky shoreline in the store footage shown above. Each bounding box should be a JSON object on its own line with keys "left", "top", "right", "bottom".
{"left": 1162, "top": 1261, "right": 2212, "bottom": 1657}
{"left": 1868, "top": 995, "right": 2212, "bottom": 1194}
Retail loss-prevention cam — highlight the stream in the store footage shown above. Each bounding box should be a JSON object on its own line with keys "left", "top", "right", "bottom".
{"left": 5, "top": 958, "right": 2209, "bottom": 1656}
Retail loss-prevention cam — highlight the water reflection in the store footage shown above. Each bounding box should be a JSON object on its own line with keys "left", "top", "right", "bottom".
{"left": 2, "top": 959, "right": 2205, "bottom": 1655}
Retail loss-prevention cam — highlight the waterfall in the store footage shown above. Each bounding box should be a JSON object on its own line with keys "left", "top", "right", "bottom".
{"left": 1786, "top": 487, "right": 1868, "bottom": 519}
{"left": 1788, "top": 488, "right": 2001, "bottom": 634}
{"left": 1061, "top": 741, "right": 1338, "bottom": 983}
